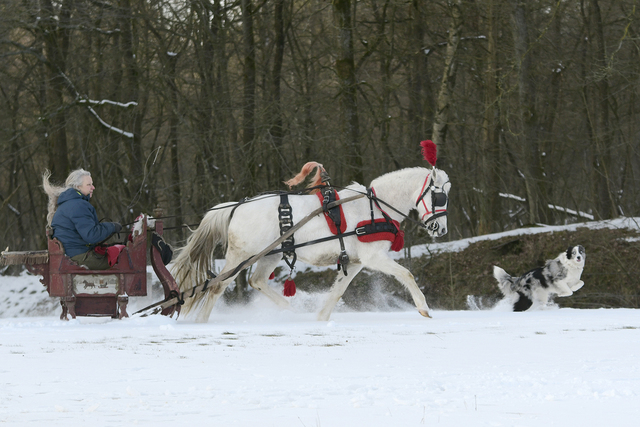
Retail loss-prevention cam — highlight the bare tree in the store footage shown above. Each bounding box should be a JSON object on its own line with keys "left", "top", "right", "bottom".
{"left": 478, "top": 0, "right": 502, "bottom": 234}
{"left": 407, "top": 0, "right": 429, "bottom": 151}
{"left": 511, "top": 0, "right": 550, "bottom": 224}
{"left": 241, "top": 0, "right": 257, "bottom": 194}
{"left": 432, "top": 0, "right": 463, "bottom": 156}
{"left": 2, "top": 0, "right": 640, "bottom": 255}
{"left": 268, "top": 0, "right": 288, "bottom": 186}
{"left": 333, "top": 0, "right": 363, "bottom": 184}
{"left": 39, "top": 0, "right": 72, "bottom": 181}
{"left": 582, "top": 0, "right": 618, "bottom": 219}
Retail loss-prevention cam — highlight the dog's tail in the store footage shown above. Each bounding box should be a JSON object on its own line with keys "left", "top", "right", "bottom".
{"left": 493, "top": 266, "right": 516, "bottom": 297}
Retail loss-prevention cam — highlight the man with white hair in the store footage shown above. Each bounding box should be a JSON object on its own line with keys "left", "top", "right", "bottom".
{"left": 42, "top": 169, "right": 121, "bottom": 270}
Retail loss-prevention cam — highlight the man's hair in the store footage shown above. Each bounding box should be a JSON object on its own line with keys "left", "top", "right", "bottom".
{"left": 42, "top": 169, "right": 91, "bottom": 226}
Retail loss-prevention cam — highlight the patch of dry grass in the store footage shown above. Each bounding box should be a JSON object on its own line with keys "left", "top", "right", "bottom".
{"left": 414, "top": 227, "right": 640, "bottom": 310}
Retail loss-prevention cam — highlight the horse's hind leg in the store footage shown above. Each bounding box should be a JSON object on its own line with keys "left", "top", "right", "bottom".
{"left": 193, "top": 280, "right": 232, "bottom": 323}
{"left": 365, "top": 255, "right": 431, "bottom": 318}
{"left": 248, "top": 257, "right": 291, "bottom": 309}
{"left": 191, "top": 252, "right": 247, "bottom": 322}
{"left": 317, "top": 263, "right": 363, "bottom": 321}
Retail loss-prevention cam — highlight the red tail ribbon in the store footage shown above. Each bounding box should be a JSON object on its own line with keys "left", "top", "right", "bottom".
{"left": 283, "top": 278, "right": 296, "bottom": 297}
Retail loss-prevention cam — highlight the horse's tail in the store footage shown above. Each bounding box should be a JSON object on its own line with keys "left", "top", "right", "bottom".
{"left": 284, "top": 161, "right": 325, "bottom": 193}
{"left": 171, "top": 203, "right": 234, "bottom": 316}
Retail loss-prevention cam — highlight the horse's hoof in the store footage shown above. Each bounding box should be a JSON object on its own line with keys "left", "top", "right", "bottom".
{"left": 418, "top": 309, "right": 431, "bottom": 318}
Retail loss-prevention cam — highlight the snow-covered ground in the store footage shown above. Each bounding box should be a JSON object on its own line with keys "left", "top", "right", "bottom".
{"left": 2, "top": 217, "right": 640, "bottom": 426}
{"left": 1, "top": 304, "right": 639, "bottom": 426}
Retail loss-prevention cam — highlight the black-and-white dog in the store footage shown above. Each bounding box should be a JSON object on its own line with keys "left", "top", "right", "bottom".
{"left": 493, "top": 245, "right": 586, "bottom": 311}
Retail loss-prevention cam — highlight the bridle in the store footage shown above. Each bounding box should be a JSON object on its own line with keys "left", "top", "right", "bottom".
{"left": 415, "top": 171, "right": 449, "bottom": 233}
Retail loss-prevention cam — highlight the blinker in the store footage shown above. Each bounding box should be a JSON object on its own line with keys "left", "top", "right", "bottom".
{"left": 432, "top": 190, "right": 447, "bottom": 207}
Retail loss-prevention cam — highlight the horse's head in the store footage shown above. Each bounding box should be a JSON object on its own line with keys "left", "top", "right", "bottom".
{"left": 415, "top": 167, "right": 451, "bottom": 238}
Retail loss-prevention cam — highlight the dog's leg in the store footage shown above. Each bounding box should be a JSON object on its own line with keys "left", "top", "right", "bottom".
{"left": 570, "top": 280, "right": 584, "bottom": 292}
{"left": 529, "top": 288, "right": 553, "bottom": 310}
{"left": 554, "top": 282, "right": 574, "bottom": 297}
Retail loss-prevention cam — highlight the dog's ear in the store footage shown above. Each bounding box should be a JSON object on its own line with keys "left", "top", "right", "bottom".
{"left": 566, "top": 246, "right": 573, "bottom": 259}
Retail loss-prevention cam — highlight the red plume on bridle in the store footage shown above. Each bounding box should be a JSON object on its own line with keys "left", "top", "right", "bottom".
{"left": 421, "top": 140, "right": 437, "bottom": 166}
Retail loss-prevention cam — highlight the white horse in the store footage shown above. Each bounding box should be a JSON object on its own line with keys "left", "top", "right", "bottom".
{"left": 172, "top": 158, "right": 451, "bottom": 322}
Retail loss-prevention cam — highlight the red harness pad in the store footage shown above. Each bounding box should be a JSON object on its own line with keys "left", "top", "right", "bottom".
{"left": 316, "top": 191, "right": 347, "bottom": 234}
{"left": 356, "top": 218, "right": 405, "bottom": 252}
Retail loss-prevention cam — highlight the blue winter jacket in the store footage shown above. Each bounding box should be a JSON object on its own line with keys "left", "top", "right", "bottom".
{"left": 51, "top": 188, "right": 118, "bottom": 258}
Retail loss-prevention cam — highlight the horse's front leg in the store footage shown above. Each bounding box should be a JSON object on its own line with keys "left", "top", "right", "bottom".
{"left": 365, "top": 255, "right": 431, "bottom": 318}
{"left": 317, "top": 263, "right": 363, "bottom": 321}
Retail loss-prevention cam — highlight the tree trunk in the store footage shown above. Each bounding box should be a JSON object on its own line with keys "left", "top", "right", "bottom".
{"left": 121, "top": 0, "right": 146, "bottom": 209}
{"left": 587, "top": 0, "right": 617, "bottom": 219}
{"left": 166, "top": 52, "right": 183, "bottom": 241}
{"left": 375, "top": 1, "right": 401, "bottom": 170}
{"left": 479, "top": 0, "right": 502, "bottom": 235}
{"left": 192, "top": 0, "right": 234, "bottom": 205}
{"left": 332, "top": 0, "right": 363, "bottom": 184}
{"left": 241, "top": 0, "right": 257, "bottom": 193}
{"left": 512, "top": 0, "right": 549, "bottom": 224}
{"left": 269, "top": 0, "right": 287, "bottom": 186}
{"left": 408, "top": 0, "right": 428, "bottom": 149}
{"left": 192, "top": 0, "right": 216, "bottom": 211}
{"left": 432, "top": 0, "right": 463, "bottom": 163}
{"left": 40, "top": 0, "right": 72, "bottom": 182}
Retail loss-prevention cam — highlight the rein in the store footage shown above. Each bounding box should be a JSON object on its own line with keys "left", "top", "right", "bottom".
{"left": 145, "top": 184, "right": 433, "bottom": 233}
{"left": 128, "top": 167, "right": 451, "bottom": 233}
{"left": 122, "top": 186, "right": 331, "bottom": 229}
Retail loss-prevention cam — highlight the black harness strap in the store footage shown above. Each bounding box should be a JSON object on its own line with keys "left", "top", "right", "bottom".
{"left": 365, "top": 187, "right": 400, "bottom": 235}
{"left": 267, "top": 231, "right": 357, "bottom": 256}
{"left": 321, "top": 186, "right": 342, "bottom": 227}
{"left": 369, "top": 187, "right": 394, "bottom": 223}
{"left": 267, "top": 187, "right": 399, "bottom": 258}
{"left": 321, "top": 185, "right": 350, "bottom": 276}
{"left": 278, "top": 194, "right": 297, "bottom": 271}
{"left": 229, "top": 197, "right": 250, "bottom": 222}
{"left": 353, "top": 220, "right": 398, "bottom": 237}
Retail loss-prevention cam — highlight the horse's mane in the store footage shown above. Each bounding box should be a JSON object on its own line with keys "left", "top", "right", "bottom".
{"left": 284, "top": 164, "right": 446, "bottom": 197}
{"left": 284, "top": 161, "right": 325, "bottom": 194}
{"left": 369, "top": 166, "right": 428, "bottom": 184}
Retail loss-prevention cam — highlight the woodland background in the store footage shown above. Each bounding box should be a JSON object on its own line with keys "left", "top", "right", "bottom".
{"left": 1, "top": 0, "right": 639, "bottom": 254}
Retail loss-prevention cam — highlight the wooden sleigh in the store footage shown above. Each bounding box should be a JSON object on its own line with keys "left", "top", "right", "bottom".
{"left": 1, "top": 212, "right": 180, "bottom": 320}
